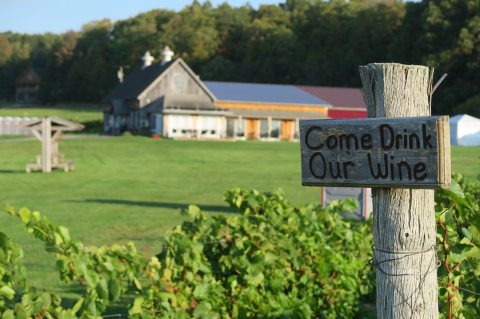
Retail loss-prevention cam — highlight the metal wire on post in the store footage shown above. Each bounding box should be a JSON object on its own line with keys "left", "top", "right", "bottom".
{"left": 369, "top": 245, "right": 441, "bottom": 319}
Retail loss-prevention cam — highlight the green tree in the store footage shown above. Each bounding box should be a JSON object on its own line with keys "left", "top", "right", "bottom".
{"left": 242, "top": 4, "right": 298, "bottom": 83}
{"left": 0, "top": 35, "right": 13, "bottom": 66}
{"left": 110, "top": 10, "right": 174, "bottom": 73}
{"left": 453, "top": 94, "right": 480, "bottom": 117}
{"left": 0, "top": 33, "right": 34, "bottom": 100}
{"left": 161, "top": 1, "right": 219, "bottom": 69}
{"left": 199, "top": 3, "right": 253, "bottom": 81}
{"left": 416, "top": 0, "right": 480, "bottom": 115}
{"left": 292, "top": 0, "right": 404, "bottom": 86}
{"left": 0, "top": 0, "right": 478, "bottom": 115}
{"left": 38, "top": 31, "right": 79, "bottom": 102}
{"left": 65, "top": 19, "right": 115, "bottom": 102}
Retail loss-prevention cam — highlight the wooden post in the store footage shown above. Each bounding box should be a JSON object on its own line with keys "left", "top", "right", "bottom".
{"left": 42, "top": 117, "right": 52, "bottom": 173}
{"left": 359, "top": 63, "right": 438, "bottom": 318}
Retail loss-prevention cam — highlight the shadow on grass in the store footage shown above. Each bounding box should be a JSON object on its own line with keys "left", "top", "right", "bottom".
{"left": 76, "top": 199, "right": 238, "bottom": 214}
{"left": 0, "top": 169, "right": 25, "bottom": 174}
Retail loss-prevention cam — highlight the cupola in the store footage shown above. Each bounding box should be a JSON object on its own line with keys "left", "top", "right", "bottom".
{"left": 141, "top": 51, "right": 154, "bottom": 69}
{"left": 161, "top": 46, "right": 174, "bottom": 65}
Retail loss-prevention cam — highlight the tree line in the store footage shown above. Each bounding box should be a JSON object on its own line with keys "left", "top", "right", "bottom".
{"left": 0, "top": 0, "right": 479, "bottom": 116}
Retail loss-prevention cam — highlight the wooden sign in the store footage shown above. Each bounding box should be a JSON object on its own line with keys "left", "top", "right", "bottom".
{"left": 300, "top": 116, "right": 450, "bottom": 189}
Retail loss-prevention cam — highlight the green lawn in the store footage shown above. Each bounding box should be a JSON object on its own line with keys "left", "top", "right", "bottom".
{"left": 451, "top": 145, "right": 480, "bottom": 182}
{"left": 0, "top": 104, "right": 103, "bottom": 123}
{"left": 0, "top": 137, "right": 322, "bottom": 289}
{"left": 0, "top": 135, "right": 478, "bottom": 305}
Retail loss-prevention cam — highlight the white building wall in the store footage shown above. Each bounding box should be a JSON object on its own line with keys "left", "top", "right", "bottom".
{"left": 164, "top": 114, "right": 225, "bottom": 139}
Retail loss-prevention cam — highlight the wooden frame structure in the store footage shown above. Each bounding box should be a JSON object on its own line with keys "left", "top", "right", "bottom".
{"left": 20, "top": 117, "right": 84, "bottom": 173}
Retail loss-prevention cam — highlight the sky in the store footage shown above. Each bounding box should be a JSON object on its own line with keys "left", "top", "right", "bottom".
{"left": 0, "top": 0, "right": 282, "bottom": 34}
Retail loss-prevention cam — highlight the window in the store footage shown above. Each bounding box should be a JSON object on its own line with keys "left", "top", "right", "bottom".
{"left": 237, "top": 119, "right": 246, "bottom": 137}
{"left": 226, "top": 118, "right": 236, "bottom": 137}
{"left": 169, "top": 115, "right": 192, "bottom": 137}
{"left": 271, "top": 120, "right": 280, "bottom": 138}
{"left": 173, "top": 73, "right": 187, "bottom": 92}
{"left": 141, "top": 120, "right": 149, "bottom": 128}
{"left": 294, "top": 119, "right": 300, "bottom": 140}
{"left": 197, "top": 116, "right": 218, "bottom": 137}
{"left": 260, "top": 119, "right": 268, "bottom": 138}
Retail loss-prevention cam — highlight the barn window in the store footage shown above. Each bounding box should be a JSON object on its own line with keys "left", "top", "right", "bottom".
{"left": 237, "top": 119, "right": 246, "bottom": 137}
{"left": 294, "top": 119, "right": 300, "bottom": 140}
{"left": 260, "top": 119, "right": 268, "bottom": 138}
{"left": 226, "top": 118, "right": 236, "bottom": 137}
{"left": 271, "top": 120, "right": 280, "bottom": 138}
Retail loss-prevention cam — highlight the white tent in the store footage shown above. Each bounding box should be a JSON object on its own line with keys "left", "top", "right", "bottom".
{"left": 450, "top": 114, "right": 480, "bottom": 146}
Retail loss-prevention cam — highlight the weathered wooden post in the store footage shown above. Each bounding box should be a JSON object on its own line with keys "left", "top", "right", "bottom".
{"left": 359, "top": 63, "right": 444, "bottom": 318}
{"left": 300, "top": 63, "right": 450, "bottom": 318}
{"left": 42, "top": 117, "right": 52, "bottom": 173}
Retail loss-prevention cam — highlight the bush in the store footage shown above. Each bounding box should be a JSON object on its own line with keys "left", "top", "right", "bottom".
{"left": 80, "top": 120, "right": 103, "bottom": 134}
{"left": 0, "top": 190, "right": 374, "bottom": 318}
{"left": 1, "top": 182, "right": 478, "bottom": 318}
{"left": 435, "top": 175, "right": 480, "bottom": 318}
{"left": 140, "top": 189, "right": 374, "bottom": 318}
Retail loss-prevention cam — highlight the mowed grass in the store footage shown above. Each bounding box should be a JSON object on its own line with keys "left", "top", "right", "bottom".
{"left": 0, "top": 137, "right": 321, "bottom": 289}
{"left": 451, "top": 145, "right": 480, "bottom": 182}
{"left": 0, "top": 104, "right": 103, "bottom": 122}
{"left": 0, "top": 136, "right": 478, "bottom": 294}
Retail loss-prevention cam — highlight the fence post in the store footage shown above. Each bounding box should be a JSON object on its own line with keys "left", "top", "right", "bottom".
{"left": 359, "top": 63, "right": 438, "bottom": 318}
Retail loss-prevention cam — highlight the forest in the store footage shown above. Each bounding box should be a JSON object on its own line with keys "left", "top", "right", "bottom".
{"left": 0, "top": 0, "right": 479, "bottom": 116}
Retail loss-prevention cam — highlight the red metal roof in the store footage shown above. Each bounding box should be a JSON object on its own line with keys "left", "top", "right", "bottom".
{"left": 328, "top": 109, "right": 367, "bottom": 119}
{"left": 298, "top": 86, "right": 366, "bottom": 109}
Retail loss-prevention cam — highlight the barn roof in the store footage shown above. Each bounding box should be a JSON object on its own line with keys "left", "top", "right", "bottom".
{"left": 204, "top": 81, "right": 331, "bottom": 106}
{"left": 297, "top": 86, "right": 366, "bottom": 109}
{"left": 16, "top": 67, "right": 42, "bottom": 85}
{"left": 104, "top": 61, "right": 174, "bottom": 101}
{"left": 104, "top": 59, "right": 216, "bottom": 103}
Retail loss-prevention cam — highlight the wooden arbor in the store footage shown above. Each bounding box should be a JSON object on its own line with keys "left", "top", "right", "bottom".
{"left": 20, "top": 117, "right": 84, "bottom": 173}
